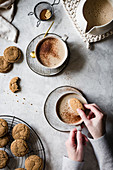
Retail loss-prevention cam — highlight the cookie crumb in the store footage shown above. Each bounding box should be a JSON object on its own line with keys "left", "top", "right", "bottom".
{"left": 31, "top": 104, "right": 33, "bottom": 105}
{"left": 17, "top": 100, "right": 19, "bottom": 102}
{"left": 9, "top": 77, "right": 20, "bottom": 93}
{"left": 23, "top": 98, "right": 25, "bottom": 100}
{"left": 22, "top": 103, "right": 24, "bottom": 104}
{"left": 15, "top": 95, "right": 17, "bottom": 96}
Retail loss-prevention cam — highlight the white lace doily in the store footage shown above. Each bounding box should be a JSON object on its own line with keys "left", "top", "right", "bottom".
{"left": 62, "top": 0, "right": 113, "bottom": 49}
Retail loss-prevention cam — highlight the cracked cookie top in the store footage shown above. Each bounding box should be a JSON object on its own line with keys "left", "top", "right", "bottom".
{"left": 11, "top": 139, "right": 29, "bottom": 157}
{"left": 25, "top": 155, "right": 43, "bottom": 170}
{"left": 3, "top": 46, "right": 21, "bottom": 63}
{"left": 12, "top": 123, "right": 30, "bottom": 140}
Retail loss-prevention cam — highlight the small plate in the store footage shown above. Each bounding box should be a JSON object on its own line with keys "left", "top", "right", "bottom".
{"left": 44, "top": 86, "right": 88, "bottom": 132}
{"left": 26, "top": 33, "right": 69, "bottom": 76}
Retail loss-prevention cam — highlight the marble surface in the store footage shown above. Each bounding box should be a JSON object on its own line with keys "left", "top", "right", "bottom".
{"left": 0, "top": 0, "right": 113, "bottom": 169}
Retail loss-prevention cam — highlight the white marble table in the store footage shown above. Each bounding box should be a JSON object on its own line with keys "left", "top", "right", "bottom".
{"left": 0, "top": 0, "right": 113, "bottom": 169}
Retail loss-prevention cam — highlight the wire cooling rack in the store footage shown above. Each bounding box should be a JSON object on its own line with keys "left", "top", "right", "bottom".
{"left": 0, "top": 115, "right": 46, "bottom": 170}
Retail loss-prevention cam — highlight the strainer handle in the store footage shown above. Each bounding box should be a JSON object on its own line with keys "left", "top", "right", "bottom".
{"left": 52, "top": 0, "right": 60, "bottom": 6}
{"left": 36, "top": 20, "right": 41, "bottom": 27}
{"left": 28, "top": 12, "right": 34, "bottom": 16}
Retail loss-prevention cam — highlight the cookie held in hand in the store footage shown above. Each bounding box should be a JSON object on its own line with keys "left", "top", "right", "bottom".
{"left": 3, "top": 46, "right": 21, "bottom": 63}
{"left": 68, "top": 98, "right": 85, "bottom": 115}
{"left": 0, "top": 56, "right": 13, "bottom": 73}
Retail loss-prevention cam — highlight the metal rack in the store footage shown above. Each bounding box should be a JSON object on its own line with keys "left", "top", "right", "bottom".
{"left": 0, "top": 115, "right": 46, "bottom": 170}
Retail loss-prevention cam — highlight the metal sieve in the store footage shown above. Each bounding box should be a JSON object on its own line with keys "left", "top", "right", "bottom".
{"left": 28, "top": 0, "right": 60, "bottom": 27}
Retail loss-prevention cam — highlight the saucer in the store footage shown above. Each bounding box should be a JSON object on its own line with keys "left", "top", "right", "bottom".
{"left": 44, "top": 86, "right": 88, "bottom": 132}
{"left": 26, "top": 33, "right": 69, "bottom": 76}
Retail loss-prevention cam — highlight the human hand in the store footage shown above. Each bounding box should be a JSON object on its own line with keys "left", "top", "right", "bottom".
{"left": 77, "top": 104, "right": 106, "bottom": 139}
{"left": 65, "top": 128, "right": 88, "bottom": 162}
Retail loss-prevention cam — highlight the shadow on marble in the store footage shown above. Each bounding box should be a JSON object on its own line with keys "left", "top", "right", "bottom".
{"left": 106, "top": 114, "right": 113, "bottom": 153}
{"left": 97, "top": 34, "right": 113, "bottom": 44}
{"left": 15, "top": 49, "right": 24, "bottom": 64}
{"left": 64, "top": 43, "right": 86, "bottom": 73}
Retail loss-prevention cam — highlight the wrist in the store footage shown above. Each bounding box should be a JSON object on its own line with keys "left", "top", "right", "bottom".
{"left": 68, "top": 156, "right": 83, "bottom": 162}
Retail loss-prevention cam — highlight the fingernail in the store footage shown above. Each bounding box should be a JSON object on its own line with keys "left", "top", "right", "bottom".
{"left": 77, "top": 108, "right": 81, "bottom": 113}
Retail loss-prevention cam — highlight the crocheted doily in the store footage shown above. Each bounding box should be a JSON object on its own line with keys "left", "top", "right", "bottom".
{"left": 62, "top": 0, "right": 113, "bottom": 49}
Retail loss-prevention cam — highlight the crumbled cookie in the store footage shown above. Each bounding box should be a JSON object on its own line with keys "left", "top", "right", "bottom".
{"left": 68, "top": 98, "right": 85, "bottom": 115}
{"left": 9, "top": 77, "right": 20, "bottom": 93}
{"left": 0, "top": 134, "right": 10, "bottom": 148}
{"left": 0, "top": 56, "right": 13, "bottom": 73}
{"left": 15, "top": 169, "right": 25, "bottom": 170}
{"left": 25, "top": 155, "right": 43, "bottom": 170}
{"left": 0, "top": 119, "right": 8, "bottom": 137}
{"left": 11, "top": 139, "right": 29, "bottom": 157}
{"left": 3, "top": 46, "right": 21, "bottom": 63}
{"left": 12, "top": 123, "right": 30, "bottom": 140}
{"left": 0, "top": 150, "right": 8, "bottom": 168}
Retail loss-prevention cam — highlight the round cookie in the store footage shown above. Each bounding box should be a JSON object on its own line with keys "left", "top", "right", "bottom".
{"left": 11, "top": 139, "right": 29, "bottom": 157}
{"left": 0, "top": 134, "right": 10, "bottom": 148}
{"left": 12, "top": 123, "right": 30, "bottom": 140}
{"left": 25, "top": 155, "right": 43, "bottom": 170}
{"left": 0, "top": 56, "right": 13, "bottom": 73}
{"left": 0, "top": 150, "right": 8, "bottom": 168}
{"left": 0, "top": 119, "right": 8, "bottom": 137}
{"left": 3, "top": 46, "right": 21, "bottom": 63}
{"left": 15, "top": 169, "right": 25, "bottom": 170}
{"left": 9, "top": 77, "right": 20, "bottom": 93}
{"left": 68, "top": 98, "right": 85, "bottom": 115}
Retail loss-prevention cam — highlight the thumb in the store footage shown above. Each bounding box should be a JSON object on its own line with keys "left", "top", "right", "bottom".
{"left": 77, "top": 109, "right": 90, "bottom": 126}
{"left": 77, "top": 131, "right": 83, "bottom": 150}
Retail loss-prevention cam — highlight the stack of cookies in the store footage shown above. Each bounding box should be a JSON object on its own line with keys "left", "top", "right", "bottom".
{"left": 11, "top": 123, "right": 30, "bottom": 157}
{"left": 0, "top": 46, "right": 22, "bottom": 73}
{"left": 0, "top": 119, "right": 9, "bottom": 168}
{"left": 0, "top": 120, "right": 43, "bottom": 169}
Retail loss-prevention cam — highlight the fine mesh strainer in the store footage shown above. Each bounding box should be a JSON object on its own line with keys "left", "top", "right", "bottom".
{"left": 28, "top": 0, "right": 60, "bottom": 27}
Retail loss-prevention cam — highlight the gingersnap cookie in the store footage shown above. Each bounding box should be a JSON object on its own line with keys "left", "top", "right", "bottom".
{"left": 12, "top": 123, "right": 30, "bottom": 140}
{"left": 0, "top": 119, "right": 8, "bottom": 137}
{"left": 0, "top": 56, "right": 13, "bottom": 73}
{"left": 68, "top": 98, "right": 85, "bottom": 115}
{"left": 9, "top": 77, "right": 20, "bottom": 93}
{"left": 11, "top": 139, "right": 29, "bottom": 157}
{"left": 15, "top": 169, "right": 25, "bottom": 170}
{"left": 25, "top": 155, "right": 43, "bottom": 170}
{"left": 0, "top": 150, "right": 8, "bottom": 168}
{"left": 0, "top": 134, "right": 10, "bottom": 148}
{"left": 3, "top": 46, "right": 21, "bottom": 63}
